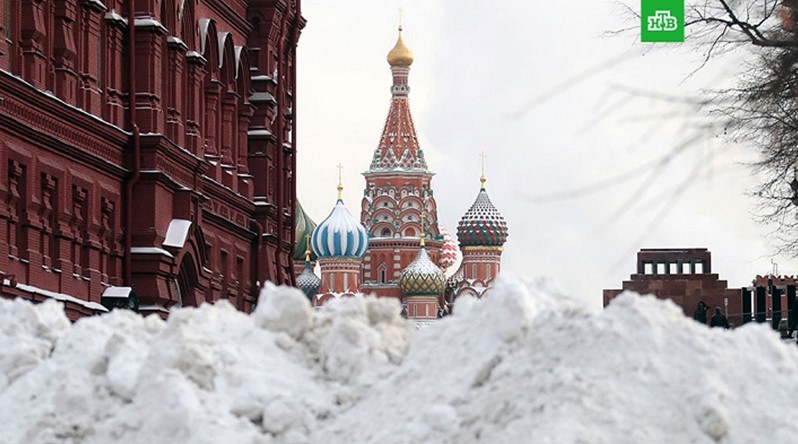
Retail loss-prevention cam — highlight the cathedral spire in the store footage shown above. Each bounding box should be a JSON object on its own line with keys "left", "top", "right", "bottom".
{"left": 304, "top": 234, "right": 312, "bottom": 264}
{"left": 368, "top": 23, "right": 427, "bottom": 172}
{"left": 337, "top": 163, "right": 344, "bottom": 201}
{"left": 480, "top": 152, "right": 487, "bottom": 190}
{"left": 360, "top": 22, "right": 444, "bottom": 304}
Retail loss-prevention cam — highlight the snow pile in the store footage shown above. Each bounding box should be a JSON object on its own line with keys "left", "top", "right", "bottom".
{"left": 2, "top": 278, "right": 798, "bottom": 443}
{"left": 0, "top": 299, "right": 69, "bottom": 393}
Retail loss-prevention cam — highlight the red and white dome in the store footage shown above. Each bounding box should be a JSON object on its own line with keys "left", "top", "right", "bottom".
{"left": 437, "top": 227, "right": 459, "bottom": 271}
{"left": 456, "top": 184, "right": 508, "bottom": 248}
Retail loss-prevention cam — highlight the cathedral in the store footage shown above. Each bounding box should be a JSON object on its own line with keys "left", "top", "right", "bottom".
{"left": 294, "top": 27, "right": 509, "bottom": 322}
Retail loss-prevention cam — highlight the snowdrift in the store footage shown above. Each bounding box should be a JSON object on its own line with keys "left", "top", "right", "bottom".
{"left": 1, "top": 278, "right": 797, "bottom": 444}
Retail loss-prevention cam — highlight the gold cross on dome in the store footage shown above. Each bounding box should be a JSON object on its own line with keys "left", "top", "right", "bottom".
{"left": 479, "top": 152, "right": 487, "bottom": 189}
{"left": 336, "top": 163, "right": 344, "bottom": 199}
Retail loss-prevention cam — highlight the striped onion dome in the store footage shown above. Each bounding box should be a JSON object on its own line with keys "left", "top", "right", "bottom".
{"left": 437, "top": 227, "right": 459, "bottom": 271}
{"left": 311, "top": 198, "right": 369, "bottom": 259}
{"left": 293, "top": 200, "right": 318, "bottom": 262}
{"left": 399, "top": 246, "right": 446, "bottom": 297}
{"left": 457, "top": 186, "right": 508, "bottom": 247}
{"left": 296, "top": 261, "right": 321, "bottom": 300}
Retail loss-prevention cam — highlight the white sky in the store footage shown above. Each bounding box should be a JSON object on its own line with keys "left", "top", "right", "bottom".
{"left": 296, "top": 0, "right": 798, "bottom": 309}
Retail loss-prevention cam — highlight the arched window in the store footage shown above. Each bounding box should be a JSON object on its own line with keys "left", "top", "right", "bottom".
{"left": 405, "top": 228, "right": 415, "bottom": 237}
{"left": 378, "top": 263, "right": 387, "bottom": 283}
{"left": 381, "top": 228, "right": 391, "bottom": 237}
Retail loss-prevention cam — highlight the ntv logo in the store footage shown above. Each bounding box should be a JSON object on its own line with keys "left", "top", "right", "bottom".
{"left": 641, "top": 0, "right": 684, "bottom": 42}
{"left": 647, "top": 11, "right": 678, "bottom": 32}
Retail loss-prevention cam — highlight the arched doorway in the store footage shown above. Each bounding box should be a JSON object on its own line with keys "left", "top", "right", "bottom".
{"left": 176, "top": 254, "right": 200, "bottom": 307}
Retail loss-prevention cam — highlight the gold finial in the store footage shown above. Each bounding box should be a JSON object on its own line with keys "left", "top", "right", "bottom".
{"left": 304, "top": 233, "right": 312, "bottom": 263}
{"left": 419, "top": 212, "right": 426, "bottom": 248}
{"left": 337, "top": 163, "right": 344, "bottom": 200}
{"left": 387, "top": 18, "right": 414, "bottom": 67}
{"left": 479, "top": 152, "right": 487, "bottom": 190}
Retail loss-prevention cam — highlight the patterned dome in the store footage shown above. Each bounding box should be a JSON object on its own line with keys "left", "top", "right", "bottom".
{"left": 399, "top": 247, "right": 445, "bottom": 296}
{"left": 437, "top": 227, "right": 459, "bottom": 271}
{"left": 457, "top": 187, "right": 508, "bottom": 247}
{"left": 293, "top": 200, "right": 317, "bottom": 262}
{"left": 312, "top": 198, "right": 369, "bottom": 259}
{"left": 296, "top": 262, "right": 321, "bottom": 300}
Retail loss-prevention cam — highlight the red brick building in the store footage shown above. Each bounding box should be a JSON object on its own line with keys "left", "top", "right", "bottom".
{"left": 747, "top": 275, "right": 798, "bottom": 330}
{"left": 0, "top": 0, "right": 304, "bottom": 319}
{"left": 604, "top": 248, "right": 743, "bottom": 326}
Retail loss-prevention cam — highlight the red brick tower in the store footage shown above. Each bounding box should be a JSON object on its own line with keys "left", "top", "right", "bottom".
{"left": 360, "top": 26, "right": 445, "bottom": 301}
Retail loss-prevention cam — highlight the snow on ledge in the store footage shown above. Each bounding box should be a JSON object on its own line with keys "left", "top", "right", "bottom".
{"left": 247, "top": 129, "right": 273, "bottom": 137}
{"left": 130, "top": 247, "right": 174, "bottom": 258}
{"left": 101, "top": 286, "right": 133, "bottom": 298}
{"left": 13, "top": 282, "right": 108, "bottom": 312}
{"left": 163, "top": 219, "right": 192, "bottom": 249}
{"left": 138, "top": 304, "right": 170, "bottom": 313}
{"left": 134, "top": 18, "right": 167, "bottom": 33}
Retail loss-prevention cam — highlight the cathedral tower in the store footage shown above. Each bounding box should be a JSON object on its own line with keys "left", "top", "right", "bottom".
{"left": 360, "top": 26, "right": 446, "bottom": 300}
{"left": 312, "top": 171, "right": 369, "bottom": 305}
{"left": 447, "top": 167, "right": 509, "bottom": 300}
{"left": 293, "top": 200, "right": 318, "bottom": 278}
{"left": 399, "top": 224, "right": 446, "bottom": 324}
{"left": 296, "top": 235, "right": 321, "bottom": 301}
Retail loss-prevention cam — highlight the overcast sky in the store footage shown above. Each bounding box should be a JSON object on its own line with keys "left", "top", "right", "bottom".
{"left": 295, "top": 0, "right": 798, "bottom": 309}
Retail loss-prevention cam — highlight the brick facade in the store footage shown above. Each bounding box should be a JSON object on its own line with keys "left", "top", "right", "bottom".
{"left": 603, "top": 248, "right": 743, "bottom": 326}
{"left": 0, "top": 0, "right": 304, "bottom": 319}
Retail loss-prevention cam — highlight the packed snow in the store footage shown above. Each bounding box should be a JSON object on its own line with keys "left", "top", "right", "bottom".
{"left": 1, "top": 277, "right": 798, "bottom": 443}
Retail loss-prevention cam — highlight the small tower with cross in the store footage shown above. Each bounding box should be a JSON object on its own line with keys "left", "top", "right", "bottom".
{"left": 447, "top": 154, "right": 509, "bottom": 301}
{"left": 310, "top": 165, "right": 370, "bottom": 306}
{"left": 399, "top": 212, "right": 446, "bottom": 323}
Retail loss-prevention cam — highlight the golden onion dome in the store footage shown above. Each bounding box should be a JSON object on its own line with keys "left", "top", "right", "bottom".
{"left": 387, "top": 26, "right": 414, "bottom": 67}
{"left": 399, "top": 225, "right": 445, "bottom": 297}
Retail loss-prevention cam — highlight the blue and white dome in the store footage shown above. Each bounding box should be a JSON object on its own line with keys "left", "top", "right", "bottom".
{"left": 311, "top": 198, "right": 369, "bottom": 259}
